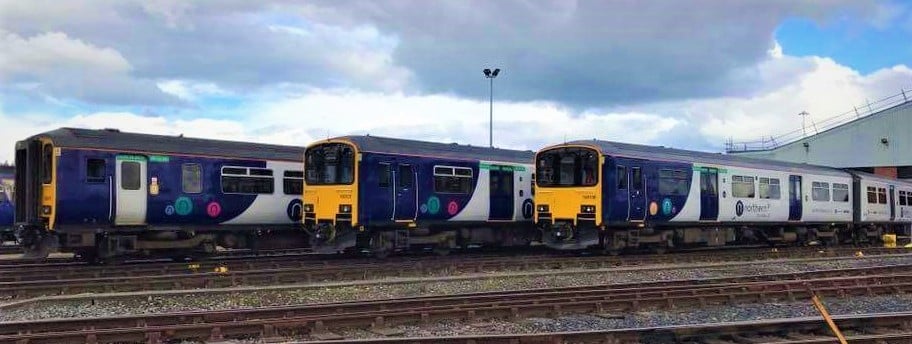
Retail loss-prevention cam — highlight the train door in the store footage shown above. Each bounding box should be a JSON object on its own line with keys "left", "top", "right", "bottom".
{"left": 699, "top": 168, "right": 719, "bottom": 221}
{"left": 788, "top": 175, "right": 802, "bottom": 221}
{"left": 393, "top": 164, "right": 417, "bottom": 221}
{"left": 890, "top": 186, "right": 896, "bottom": 221}
{"left": 628, "top": 165, "right": 646, "bottom": 221}
{"left": 371, "top": 162, "right": 394, "bottom": 221}
{"left": 489, "top": 167, "right": 514, "bottom": 220}
{"left": 115, "top": 156, "right": 147, "bottom": 225}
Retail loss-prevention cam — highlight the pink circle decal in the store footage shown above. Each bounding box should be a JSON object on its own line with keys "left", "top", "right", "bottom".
{"left": 206, "top": 202, "right": 222, "bottom": 218}
{"left": 447, "top": 200, "right": 459, "bottom": 215}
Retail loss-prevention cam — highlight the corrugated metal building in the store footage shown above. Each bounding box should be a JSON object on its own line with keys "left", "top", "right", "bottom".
{"left": 728, "top": 91, "right": 912, "bottom": 179}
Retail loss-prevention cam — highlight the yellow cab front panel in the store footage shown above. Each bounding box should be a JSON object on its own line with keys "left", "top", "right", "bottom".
{"left": 534, "top": 145, "right": 603, "bottom": 247}
{"left": 303, "top": 140, "right": 360, "bottom": 252}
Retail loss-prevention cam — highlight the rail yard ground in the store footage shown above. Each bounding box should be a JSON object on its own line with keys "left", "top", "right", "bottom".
{"left": 2, "top": 247, "right": 912, "bottom": 343}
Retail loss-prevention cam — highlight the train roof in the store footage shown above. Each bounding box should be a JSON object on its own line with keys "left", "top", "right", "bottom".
{"left": 22, "top": 128, "right": 306, "bottom": 162}
{"left": 322, "top": 135, "right": 535, "bottom": 164}
{"left": 850, "top": 170, "right": 912, "bottom": 186}
{"left": 553, "top": 139, "right": 850, "bottom": 177}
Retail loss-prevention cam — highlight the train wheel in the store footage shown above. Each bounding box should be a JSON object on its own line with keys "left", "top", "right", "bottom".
{"left": 370, "top": 232, "right": 393, "bottom": 259}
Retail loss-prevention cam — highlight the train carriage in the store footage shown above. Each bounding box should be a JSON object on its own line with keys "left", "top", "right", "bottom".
{"left": 535, "top": 140, "right": 911, "bottom": 253}
{"left": 303, "top": 135, "right": 537, "bottom": 256}
{"left": 14, "top": 128, "right": 307, "bottom": 260}
{"left": 0, "top": 165, "right": 14, "bottom": 242}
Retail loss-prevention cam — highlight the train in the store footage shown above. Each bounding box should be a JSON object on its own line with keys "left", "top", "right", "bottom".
{"left": 303, "top": 135, "right": 538, "bottom": 257}
{"left": 534, "top": 140, "right": 912, "bottom": 253}
{"left": 13, "top": 128, "right": 307, "bottom": 260}
{"left": 11, "top": 127, "right": 912, "bottom": 261}
{"left": 0, "top": 165, "right": 14, "bottom": 242}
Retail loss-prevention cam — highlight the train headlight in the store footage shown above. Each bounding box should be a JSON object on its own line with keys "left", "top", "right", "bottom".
{"left": 304, "top": 204, "right": 314, "bottom": 213}
{"left": 537, "top": 204, "right": 549, "bottom": 212}
{"left": 339, "top": 204, "right": 352, "bottom": 213}
{"left": 580, "top": 205, "right": 596, "bottom": 214}
{"left": 41, "top": 205, "right": 52, "bottom": 215}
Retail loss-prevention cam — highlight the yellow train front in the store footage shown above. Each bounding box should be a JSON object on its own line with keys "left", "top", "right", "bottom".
{"left": 533, "top": 144, "right": 604, "bottom": 250}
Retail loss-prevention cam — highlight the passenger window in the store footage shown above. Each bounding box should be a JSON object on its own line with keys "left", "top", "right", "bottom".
{"left": 901, "top": 191, "right": 908, "bottom": 206}
{"left": 378, "top": 164, "right": 391, "bottom": 187}
{"left": 221, "top": 166, "right": 274, "bottom": 194}
{"left": 631, "top": 167, "right": 642, "bottom": 190}
{"left": 182, "top": 164, "right": 202, "bottom": 193}
{"left": 867, "top": 186, "right": 878, "bottom": 203}
{"left": 86, "top": 159, "right": 106, "bottom": 183}
{"left": 617, "top": 166, "right": 627, "bottom": 189}
{"left": 732, "top": 175, "right": 755, "bottom": 198}
{"left": 283, "top": 170, "right": 304, "bottom": 195}
{"left": 121, "top": 162, "right": 141, "bottom": 190}
{"left": 878, "top": 188, "right": 887, "bottom": 204}
{"left": 398, "top": 165, "right": 414, "bottom": 188}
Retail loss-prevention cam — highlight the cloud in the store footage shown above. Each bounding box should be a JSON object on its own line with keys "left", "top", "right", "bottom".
{"left": 0, "top": 30, "right": 179, "bottom": 105}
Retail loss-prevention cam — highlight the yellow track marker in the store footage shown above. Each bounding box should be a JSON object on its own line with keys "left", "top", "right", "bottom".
{"left": 811, "top": 294, "right": 847, "bottom": 344}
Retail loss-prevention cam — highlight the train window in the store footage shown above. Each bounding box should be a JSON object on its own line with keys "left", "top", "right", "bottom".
{"left": 398, "top": 165, "right": 414, "bottom": 188}
{"left": 41, "top": 144, "right": 53, "bottom": 184}
{"left": 731, "top": 175, "right": 755, "bottom": 198}
{"left": 900, "top": 191, "right": 908, "bottom": 206}
{"left": 531, "top": 173, "right": 535, "bottom": 196}
{"left": 182, "top": 164, "right": 202, "bottom": 193}
{"left": 878, "top": 188, "right": 887, "bottom": 204}
{"left": 811, "top": 182, "right": 830, "bottom": 201}
{"left": 86, "top": 159, "right": 106, "bottom": 183}
{"left": 434, "top": 165, "right": 472, "bottom": 194}
{"left": 617, "top": 166, "right": 627, "bottom": 189}
{"left": 378, "top": 164, "right": 391, "bottom": 188}
{"left": 283, "top": 170, "right": 304, "bottom": 195}
{"left": 832, "top": 183, "right": 850, "bottom": 202}
{"left": 221, "top": 166, "right": 274, "bottom": 194}
{"left": 700, "top": 171, "right": 718, "bottom": 195}
{"left": 658, "top": 169, "right": 688, "bottom": 195}
{"left": 758, "top": 178, "right": 781, "bottom": 199}
{"left": 250, "top": 168, "right": 273, "bottom": 177}
{"left": 305, "top": 143, "right": 355, "bottom": 185}
{"left": 631, "top": 167, "right": 642, "bottom": 190}
{"left": 121, "top": 162, "right": 141, "bottom": 190}
{"left": 867, "top": 187, "right": 878, "bottom": 203}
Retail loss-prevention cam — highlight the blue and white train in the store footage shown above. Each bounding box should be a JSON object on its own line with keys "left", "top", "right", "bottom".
{"left": 303, "top": 135, "right": 537, "bottom": 256}
{"left": 534, "top": 140, "right": 912, "bottom": 252}
{"left": 0, "top": 165, "right": 14, "bottom": 242}
{"left": 13, "top": 128, "right": 307, "bottom": 259}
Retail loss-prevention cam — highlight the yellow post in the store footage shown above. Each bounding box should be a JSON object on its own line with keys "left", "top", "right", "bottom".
{"left": 883, "top": 234, "right": 897, "bottom": 248}
{"left": 811, "top": 294, "right": 847, "bottom": 344}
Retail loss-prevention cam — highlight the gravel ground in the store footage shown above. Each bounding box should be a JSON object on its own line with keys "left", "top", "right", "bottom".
{"left": 303, "top": 294, "right": 912, "bottom": 340}
{"left": 3, "top": 255, "right": 912, "bottom": 322}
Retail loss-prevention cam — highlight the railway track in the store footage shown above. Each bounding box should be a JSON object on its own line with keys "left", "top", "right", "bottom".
{"left": 0, "top": 246, "right": 905, "bottom": 299}
{"left": 1, "top": 264, "right": 910, "bottom": 343}
{"left": 302, "top": 312, "right": 912, "bottom": 344}
{"left": 0, "top": 246, "right": 20, "bottom": 255}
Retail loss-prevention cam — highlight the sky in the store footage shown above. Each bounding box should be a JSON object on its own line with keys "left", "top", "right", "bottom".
{"left": 1, "top": 0, "right": 911, "bottom": 163}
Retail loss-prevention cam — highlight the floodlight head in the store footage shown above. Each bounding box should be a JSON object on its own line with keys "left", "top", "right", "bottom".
{"left": 492, "top": 68, "right": 500, "bottom": 77}
{"left": 483, "top": 69, "right": 492, "bottom": 77}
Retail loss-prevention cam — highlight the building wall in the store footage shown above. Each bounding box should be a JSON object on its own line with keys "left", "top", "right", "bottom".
{"left": 733, "top": 102, "right": 912, "bottom": 168}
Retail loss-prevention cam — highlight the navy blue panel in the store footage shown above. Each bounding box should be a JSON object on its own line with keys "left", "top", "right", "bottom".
{"left": 358, "top": 153, "right": 481, "bottom": 226}
{"left": 489, "top": 169, "right": 513, "bottom": 220}
{"left": 699, "top": 168, "right": 719, "bottom": 221}
{"left": 628, "top": 164, "right": 646, "bottom": 221}
{"left": 642, "top": 160, "right": 691, "bottom": 223}
{"left": 788, "top": 175, "right": 802, "bottom": 221}
{"left": 606, "top": 158, "right": 629, "bottom": 222}
{"left": 890, "top": 186, "right": 896, "bottom": 220}
{"left": 145, "top": 156, "right": 259, "bottom": 225}
{"left": 54, "top": 148, "right": 262, "bottom": 229}
{"left": 56, "top": 150, "right": 114, "bottom": 226}
{"left": 394, "top": 164, "right": 417, "bottom": 220}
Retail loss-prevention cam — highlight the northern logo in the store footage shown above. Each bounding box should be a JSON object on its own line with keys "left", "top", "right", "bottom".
{"left": 735, "top": 200, "right": 744, "bottom": 217}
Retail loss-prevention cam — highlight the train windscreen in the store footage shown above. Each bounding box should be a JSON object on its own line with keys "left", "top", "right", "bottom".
{"left": 305, "top": 143, "right": 355, "bottom": 185}
{"left": 536, "top": 147, "right": 599, "bottom": 187}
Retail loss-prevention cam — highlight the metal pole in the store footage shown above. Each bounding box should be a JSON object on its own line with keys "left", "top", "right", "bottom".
{"left": 489, "top": 77, "right": 494, "bottom": 148}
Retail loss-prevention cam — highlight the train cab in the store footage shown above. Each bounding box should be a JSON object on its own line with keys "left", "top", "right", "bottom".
{"left": 534, "top": 144, "right": 603, "bottom": 249}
